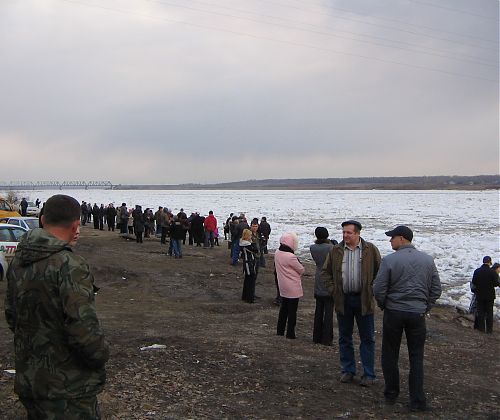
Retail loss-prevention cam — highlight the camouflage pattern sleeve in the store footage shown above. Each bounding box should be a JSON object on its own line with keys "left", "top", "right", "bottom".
{"left": 5, "top": 264, "right": 16, "bottom": 332}
{"left": 59, "top": 257, "right": 110, "bottom": 369}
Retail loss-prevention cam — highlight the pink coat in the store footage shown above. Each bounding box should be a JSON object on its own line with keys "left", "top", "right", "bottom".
{"left": 274, "top": 233, "right": 305, "bottom": 298}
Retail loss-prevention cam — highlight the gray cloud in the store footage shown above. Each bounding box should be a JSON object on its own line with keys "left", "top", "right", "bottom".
{"left": 0, "top": 0, "right": 497, "bottom": 184}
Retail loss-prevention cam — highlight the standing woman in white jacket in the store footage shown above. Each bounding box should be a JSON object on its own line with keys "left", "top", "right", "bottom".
{"left": 275, "top": 232, "right": 305, "bottom": 339}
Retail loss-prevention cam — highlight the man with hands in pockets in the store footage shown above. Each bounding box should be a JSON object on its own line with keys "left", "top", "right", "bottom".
{"left": 373, "top": 225, "right": 441, "bottom": 412}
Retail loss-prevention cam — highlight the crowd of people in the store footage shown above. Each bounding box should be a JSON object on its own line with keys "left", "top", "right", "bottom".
{"left": 6, "top": 194, "right": 499, "bottom": 418}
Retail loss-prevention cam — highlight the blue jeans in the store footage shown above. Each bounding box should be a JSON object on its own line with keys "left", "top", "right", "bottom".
{"left": 382, "top": 309, "right": 426, "bottom": 407}
{"left": 337, "top": 294, "right": 375, "bottom": 378}
{"left": 204, "top": 229, "right": 215, "bottom": 247}
{"left": 171, "top": 239, "right": 182, "bottom": 257}
{"left": 231, "top": 240, "right": 240, "bottom": 264}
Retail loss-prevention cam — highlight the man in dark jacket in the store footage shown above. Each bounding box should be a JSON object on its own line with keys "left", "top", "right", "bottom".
{"left": 106, "top": 203, "right": 117, "bottom": 231}
{"left": 258, "top": 217, "right": 271, "bottom": 254}
{"left": 5, "top": 194, "right": 109, "bottom": 419}
{"left": 20, "top": 198, "right": 28, "bottom": 216}
{"left": 321, "top": 220, "right": 381, "bottom": 387}
{"left": 373, "top": 225, "right": 441, "bottom": 412}
{"left": 231, "top": 215, "right": 249, "bottom": 265}
{"left": 471, "top": 256, "right": 500, "bottom": 334}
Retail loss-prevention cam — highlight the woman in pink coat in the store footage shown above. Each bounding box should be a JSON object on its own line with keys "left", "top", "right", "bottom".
{"left": 275, "top": 232, "right": 305, "bottom": 339}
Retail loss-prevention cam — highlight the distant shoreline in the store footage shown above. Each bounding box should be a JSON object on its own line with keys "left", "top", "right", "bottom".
{"left": 1, "top": 175, "right": 499, "bottom": 191}
{"left": 114, "top": 175, "right": 499, "bottom": 191}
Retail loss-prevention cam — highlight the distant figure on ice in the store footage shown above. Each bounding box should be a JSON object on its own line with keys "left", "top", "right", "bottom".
{"left": 471, "top": 256, "right": 500, "bottom": 334}
{"left": 373, "top": 225, "right": 441, "bottom": 412}
{"left": 35, "top": 198, "right": 41, "bottom": 208}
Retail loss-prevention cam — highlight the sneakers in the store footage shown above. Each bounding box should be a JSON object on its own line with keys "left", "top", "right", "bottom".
{"left": 340, "top": 372, "right": 354, "bottom": 383}
{"left": 359, "top": 376, "right": 375, "bottom": 387}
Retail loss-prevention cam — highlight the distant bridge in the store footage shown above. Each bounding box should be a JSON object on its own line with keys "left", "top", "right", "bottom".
{"left": 0, "top": 181, "right": 114, "bottom": 190}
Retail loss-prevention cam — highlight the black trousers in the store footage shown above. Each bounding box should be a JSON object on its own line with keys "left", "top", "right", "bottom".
{"left": 313, "top": 295, "right": 334, "bottom": 345}
{"left": 381, "top": 309, "right": 427, "bottom": 408}
{"left": 277, "top": 297, "right": 299, "bottom": 339}
{"left": 161, "top": 227, "right": 168, "bottom": 244}
{"left": 241, "top": 274, "right": 256, "bottom": 303}
{"left": 475, "top": 298, "right": 494, "bottom": 333}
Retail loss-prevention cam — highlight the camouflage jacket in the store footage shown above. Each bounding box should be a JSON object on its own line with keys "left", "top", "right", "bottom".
{"left": 5, "top": 228, "right": 109, "bottom": 400}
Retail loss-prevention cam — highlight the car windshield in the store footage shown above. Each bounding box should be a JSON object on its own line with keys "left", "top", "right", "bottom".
{"left": 10, "top": 228, "right": 26, "bottom": 241}
{"left": 27, "top": 202, "right": 36, "bottom": 207}
{"left": 25, "top": 219, "right": 39, "bottom": 229}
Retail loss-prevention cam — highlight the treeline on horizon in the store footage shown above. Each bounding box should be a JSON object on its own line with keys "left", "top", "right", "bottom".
{"left": 115, "top": 175, "right": 500, "bottom": 190}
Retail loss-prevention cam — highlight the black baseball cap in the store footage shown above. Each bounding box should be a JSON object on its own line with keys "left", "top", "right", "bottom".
{"left": 385, "top": 225, "right": 413, "bottom": 242}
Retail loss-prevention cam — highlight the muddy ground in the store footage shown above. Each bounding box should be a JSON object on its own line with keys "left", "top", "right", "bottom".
{"left": 0, "top": 226, "right": 499, "bottom": 419}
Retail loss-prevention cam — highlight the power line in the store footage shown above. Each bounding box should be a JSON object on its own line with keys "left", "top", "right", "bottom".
{"left": 256, "top": 0, "right": 499, "bottom": 52}
{"left": 303, "top": 0, "right": 499, "bottom": 45}
{"left": 408, "top": 0, "right": 497, "bottom": 21}
{"left": 149, "top": 0, "right": 497, "bottom": 67}
{"left": 58, "top": 0, "right": 498, "bottom": 83}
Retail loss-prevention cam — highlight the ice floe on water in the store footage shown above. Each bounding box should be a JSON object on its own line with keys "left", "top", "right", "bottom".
{"left": 9, "top": 189, "right": 500, "bottom": 318}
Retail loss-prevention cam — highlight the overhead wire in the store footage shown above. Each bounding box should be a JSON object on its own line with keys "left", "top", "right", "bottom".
{"left": 148, "top": 0, "right": 497, "bottom": 67}
{"left": 407, "top": 0, "right": 497, "bottom": 21}
{"left": 298, "top": 0, "right": 499, "bottom": 44}
{"left": 58, "top": 0, "right": 498, "bottom": 83}
{"left": 254, "top": 0, "right": 499, "bottom": 53}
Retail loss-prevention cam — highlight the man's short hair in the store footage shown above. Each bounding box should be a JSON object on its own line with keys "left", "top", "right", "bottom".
{"left": 341, "top": 220, "right": 362, "bottom": 233}
{"left": 43, "top": 195, "right": 81, "bottom": 227}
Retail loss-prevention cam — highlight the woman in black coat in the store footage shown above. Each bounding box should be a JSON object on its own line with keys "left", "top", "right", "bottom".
{"left": 240, "top": 229, "right": 258, "bottom": 303}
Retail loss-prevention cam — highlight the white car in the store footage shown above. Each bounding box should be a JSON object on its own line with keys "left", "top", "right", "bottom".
{"left": 0, "top": 216, "right": 39, "bottom": 231}
{"left": 19, "top": 201, "right": 41, "bottom": 217}
{"left": 0, "top": 251, "right": 7, "bottom": 281}
{"left": 0, "top": 223, "right": 27, "bottom": 263}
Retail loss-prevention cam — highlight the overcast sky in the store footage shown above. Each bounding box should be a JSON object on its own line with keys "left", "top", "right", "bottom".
{"left": 0, "top": 0, "right": 498, "bottom": 184}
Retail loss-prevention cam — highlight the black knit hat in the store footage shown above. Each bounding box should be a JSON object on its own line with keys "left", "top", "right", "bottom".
{"left": 315, "top": 226, "right": 329, "bottom": 240}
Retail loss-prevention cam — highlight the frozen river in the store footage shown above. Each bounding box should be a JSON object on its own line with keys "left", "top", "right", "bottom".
{"left": 6, "top": 188, "right": 500, "bottom": 317}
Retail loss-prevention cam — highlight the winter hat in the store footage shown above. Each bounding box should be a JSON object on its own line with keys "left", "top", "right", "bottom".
{"left": 314, "top": 227, "right": 329, "bottom": 240}
{"left": 280, "top": 232, "right": 299, "bottom": 251}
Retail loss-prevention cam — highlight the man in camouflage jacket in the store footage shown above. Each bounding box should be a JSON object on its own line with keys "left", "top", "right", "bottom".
{"left": 5, "top": 194, "right": 109, "bottom": 419}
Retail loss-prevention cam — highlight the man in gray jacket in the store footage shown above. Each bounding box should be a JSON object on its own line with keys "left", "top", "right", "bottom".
{"left": 373, "top": 225, "right": 441, "bottom": 412}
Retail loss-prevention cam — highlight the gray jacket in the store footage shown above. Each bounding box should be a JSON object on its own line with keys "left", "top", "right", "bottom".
{"left": 373, "top": 244, "right": 441, "bottom": 314}
{"left": 309, "top": 242, "right": 333, "bottom": 297}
